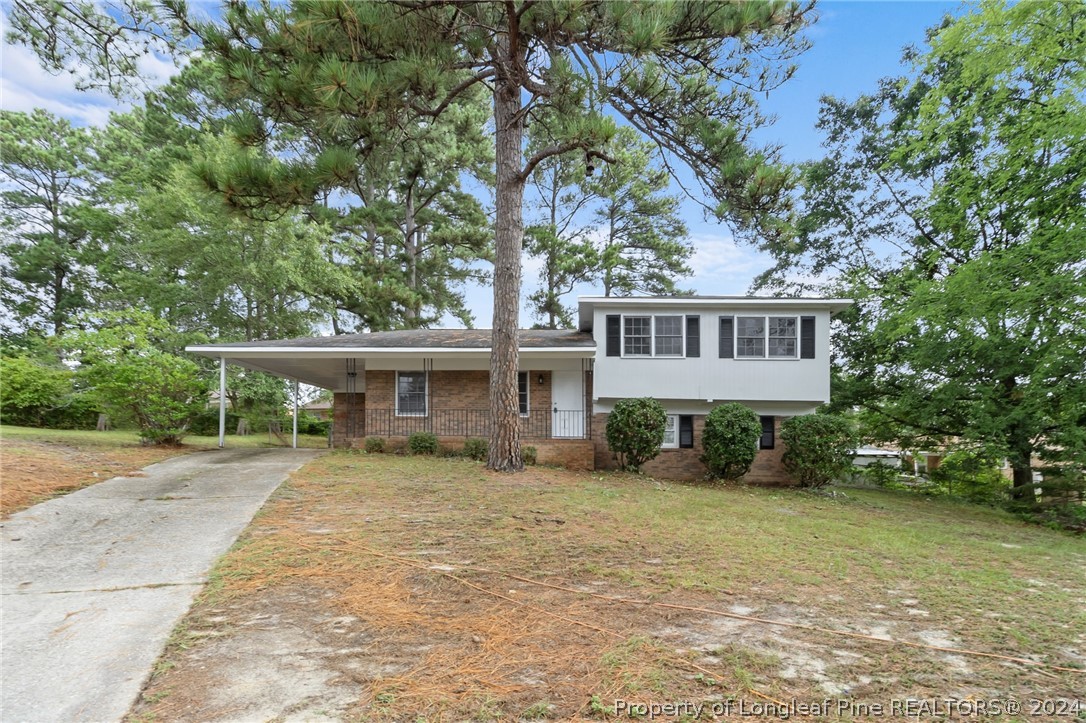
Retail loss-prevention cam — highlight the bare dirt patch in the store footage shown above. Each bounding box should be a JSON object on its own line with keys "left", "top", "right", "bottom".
{"left": 0, "top": 438, "right": 185, "bottom": 516}
{"left": 130, "top": 454, "right": 1086, "bottom": 721}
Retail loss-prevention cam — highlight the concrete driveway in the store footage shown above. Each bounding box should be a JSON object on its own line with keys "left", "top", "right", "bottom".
{"left": 1, "top": 447, "right": 324, "bottom": 723}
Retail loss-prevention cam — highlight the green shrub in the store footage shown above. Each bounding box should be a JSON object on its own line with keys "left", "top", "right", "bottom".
{"left": 523, "top": 445, "right": 538, "bottom": 466}
{"left": 407, "top": 431, "right": 439, "bottom": 455}
{"left": 781, "top": 414, "right": 857, "bottom": 488}
{"left": 188, "top": 409, "right": 241, "bottom": 436}
{"left": 0, "top": 356, "right": 76, "bottom": 427}
{"left": 931, "top": 450, "right": 1009, "bottom": 504}
{"left": 862, "top": 460, "right": 900, "bottom": 487}
{"left": 463, "top": 437, "right": 488, "bottom": 461}
{"left": 68, "top": 312, "right": 206, "bottom": 445}
{"left": 605, "top": 398, "right": 667, "bottom": 472}
{"left": 701, "top": 403, "right": 761, "bottom": 481}
{"left": 364, "top": 436, "right": 386, "bottom": 453}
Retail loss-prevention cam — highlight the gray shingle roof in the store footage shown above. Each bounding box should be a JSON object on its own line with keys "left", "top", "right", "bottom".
{"left": 203, "top": 329, "right": 595, "bottom": 349}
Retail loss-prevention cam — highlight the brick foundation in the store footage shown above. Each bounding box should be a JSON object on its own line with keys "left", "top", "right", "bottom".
{"left": 592, "top": 413, "right": 795, "bottom": 485}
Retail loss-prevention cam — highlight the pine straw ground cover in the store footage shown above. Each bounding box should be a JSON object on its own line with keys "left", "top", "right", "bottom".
{"left": 0, "top": 425, "right": 328, "bottom": 516}
{"left": 130, "top": 453, "right": 1085, "bottom": 722}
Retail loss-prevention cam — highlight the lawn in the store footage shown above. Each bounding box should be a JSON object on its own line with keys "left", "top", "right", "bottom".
{"left": 0, "top": 425, "right": 328, "bottom": 516}
{"left": 130, "top": 453, "right": 1086, "bottom": 722}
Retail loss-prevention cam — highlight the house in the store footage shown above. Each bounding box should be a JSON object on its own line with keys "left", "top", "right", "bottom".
{"left": 186, "top": 295, "right": 852, "bottom": 482}
{"left": 300, "top": 399, "right": 332, "bottom": 421}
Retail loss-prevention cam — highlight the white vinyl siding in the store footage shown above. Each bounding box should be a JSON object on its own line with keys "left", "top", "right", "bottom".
{"left": 396, "top": 371, "right": 427, "bottom": 416}
{"left": 623, "top": 314, "right": 683, "bottom": 357}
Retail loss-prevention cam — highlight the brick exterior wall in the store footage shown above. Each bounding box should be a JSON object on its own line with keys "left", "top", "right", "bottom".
{"left": 592, "top": 413, "right": 794, "bottom": 485}
{"left": 331, "top": 392, "right": 365, "bottom": 448}
{"left": 336, "top": 368, "right": 570, "bottom": 443}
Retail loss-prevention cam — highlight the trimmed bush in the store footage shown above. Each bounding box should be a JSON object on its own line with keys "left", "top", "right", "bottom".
{"left": 463, "top": 437, "right": 488, "bottom": 461}
{"left": 364, "top": 436, "right": 386, "bottom": 453}
{"left": 781, "top": 414, "right": 857, "bottom": 488}
{"left": 523, "top": 445, "right": 538, "bottom": 466}
{"left": 605, "top": 397, "right": 667, "bottom": 472}
{"left": 407, "top": 431, "right": 439, "bottom": 455}
{"left": 701, "top": 403, "right": 761, "bottom": 481}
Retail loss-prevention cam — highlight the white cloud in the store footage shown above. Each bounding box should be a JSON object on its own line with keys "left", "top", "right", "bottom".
{"left": 687, "top": 233, "right": 775, "bottom": 295}
{"left": 0, "top": 8, "right": 182, "bottom": 127}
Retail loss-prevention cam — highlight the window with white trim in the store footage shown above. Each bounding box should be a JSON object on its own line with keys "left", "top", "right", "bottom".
{"left": 768, "top": 317, "right": 797, "bottom": 358}
{"left": 623, "top": 316, "right": 651, "bottom": 355}
{"left": 654, "top": 316, "right": 683, "bottom": 356}
{"left": 736, "top": 316, "right": 798, "bottom": 359}
{"left": 623, "top": 314, "right": 684, "bottom": 357}
{"left": 518, "top": 371, "right": 529, "bottom": 416}
{"left": 396, "top": 371, "right": 427, "bottom": 416}
{"left": 662, "top": 414, "right": 679, "bottom": 449}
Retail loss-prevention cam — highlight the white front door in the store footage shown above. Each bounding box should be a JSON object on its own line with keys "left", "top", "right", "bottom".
{"left": 551, "top": 370, "right": 584, "bottom": 438}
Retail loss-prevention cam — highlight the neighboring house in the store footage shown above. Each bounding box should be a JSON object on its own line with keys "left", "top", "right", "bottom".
{"left": 186, "top": 295, "right": 852, "bottom": 482}
{"left": 852, "top": 447, "right": 902, "bottom": 468}
{"left": 300, "top": 400, "right": 332, "bottom": 421}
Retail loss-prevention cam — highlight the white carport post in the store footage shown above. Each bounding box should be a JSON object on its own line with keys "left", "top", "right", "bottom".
{"left": 292, "top": 379, "right": 299, "bottom": 449}
{"left": 218, "top": 356, "right": 227, "bottom": 448}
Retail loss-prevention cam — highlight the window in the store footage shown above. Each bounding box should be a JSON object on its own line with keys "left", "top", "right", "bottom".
{"left": 623, "top": 314, "right": 684, "bottom": 357}
{"left": 760, "top": 416, "right": 775, "bottom": 449}
{"left": 736, "top": 316, "right": 798, "bottom": 359}
{"left": 518, "top": 371, "right": 529, "bottom": 416}
{"left": 662, "top": 415, "right": 678, "bottom": 448}
{"left": 768, "top": 317, "right": 797, "bottom": 358}
{"left": 654, "top": 316, "right": 684, "bottom": 356}
{"left": 396, "top": 371, "right": 427, "bottom": 416}
{"left": 623, "top": 316, "right": 651, "bottom": 356}
{"left": 736, "top": 317, "right": 765, "bottom": 358}
{"left": 662, "top": 415, "right": 694, "bottom": 449}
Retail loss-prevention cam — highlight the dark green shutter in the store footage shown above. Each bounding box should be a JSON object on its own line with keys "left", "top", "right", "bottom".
{"left": 606, "top": 315, "right": 620, "bottom": 356}
{"left": 718, "top": 316, "right": 734, "bottom": 358}
{"left": 679, "top": 415, "right": 694, "bottom": 448}
{"left": 685, "top": 315, "right": 700, "bottom": 357}
{"left": 800, "top": 316, "right": 816, "bottom": 359}
{"left": 760, "top": 416, "right": 775, "bottom": 449}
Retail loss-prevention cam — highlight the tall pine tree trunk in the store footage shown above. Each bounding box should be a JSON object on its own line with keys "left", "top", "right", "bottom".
{"left": 487, "top": 64, "right": 524, "bottom": 472}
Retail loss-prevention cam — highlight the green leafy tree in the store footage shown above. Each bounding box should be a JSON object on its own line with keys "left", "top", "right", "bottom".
{"left": 1, "top": 110, "right": 100, "bottom": 336}
{"left": 10, "top": 0, "right": 811, "bottom": 472}
{"left": 524, "top": 133, "right": 599, "bottom": 329}
{"left": 756, "top": 0, "right": 1086, "bottom": 501}
{"left": 68, "top": 311, "right": 206, "bottom": 444}
{"left": 605, "top": 398, "right": 668, "bottom": 473}
{"left": 701, "top": 403, "right": 762, "bottom": 481}
{"left": 0, "top": 356, "right": 74, "bottom": 426}
{"left": 587, "top": 128, "right": 693, "bottom": 297}
{"left": 780, "top": 414, "right": 857, "bottom": 489}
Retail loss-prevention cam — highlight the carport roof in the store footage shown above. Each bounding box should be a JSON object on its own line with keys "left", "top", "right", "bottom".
{"left": 187, "top": 328, "right": 594, "bottom": 353}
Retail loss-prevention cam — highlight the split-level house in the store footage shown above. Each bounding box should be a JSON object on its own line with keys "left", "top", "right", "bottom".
{"left": 186, "top": 295, "right": 851, "bottom": 482}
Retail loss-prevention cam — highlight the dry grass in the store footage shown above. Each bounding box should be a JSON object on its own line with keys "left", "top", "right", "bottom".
{"left": 0, "top": 425, "right": 327, "bottom": 516}
{"left": 131, "top": 452, "right": 1086, "bottom": 721}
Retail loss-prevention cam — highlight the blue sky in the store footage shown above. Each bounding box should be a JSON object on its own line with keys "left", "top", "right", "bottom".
{"left": 0, "top": 1, "right": 965, "bottom": 327}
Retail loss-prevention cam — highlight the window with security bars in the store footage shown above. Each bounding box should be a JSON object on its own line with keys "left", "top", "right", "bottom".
{"left": 654, "top": 316, "right": 683, "bottom": 356}
{"left": 623, "top": 316, "right": 651, "bottom": 356}
{"left": 396, "top": 371, "right": 427, "bottom": 416}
